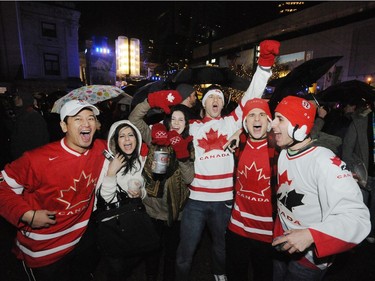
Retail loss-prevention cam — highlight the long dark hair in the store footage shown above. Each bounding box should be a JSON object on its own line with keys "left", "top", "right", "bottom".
{"left": 113, "top": 123, "right": 141, "bottom": 175}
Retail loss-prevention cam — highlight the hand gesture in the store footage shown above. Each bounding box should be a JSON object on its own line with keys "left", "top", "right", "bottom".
{"left": 168, "top": 130, "right": 193, "bottom": 160}
{"left": 107, "top": 153, "right": 126, "bottom": 176}
{"left": 272, "top": 229, "right": 314, "bottom": 254}
{"left": 223, "top": 129, "right": 241, "bottom": 153}
{"left": 258, "top": 40, "right": 280, "bottom": 67}
{"left": 22, "top": 210, "right": 57, "bottom": 229}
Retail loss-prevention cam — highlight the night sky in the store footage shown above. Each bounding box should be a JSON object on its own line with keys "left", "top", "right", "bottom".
{"left": 75, "top": 1, "right": 321, "bottom": 48}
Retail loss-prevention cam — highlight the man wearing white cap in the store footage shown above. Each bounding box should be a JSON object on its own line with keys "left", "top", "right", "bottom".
{"left": 176, "top": 40, "right": 280, "bottom": 281}
{"left": 271, "top": 96, "right": 370, "bottom": 280}
{"left": 0, "top": 100, "right": 107, "bottom": 281}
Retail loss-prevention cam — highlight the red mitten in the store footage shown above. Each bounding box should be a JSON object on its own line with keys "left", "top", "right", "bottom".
{"left": 148, "top": 90, "right": 182, "bottom": 114}
{"left": 140, "top": 142, "right": 149, "bottom": 157}
{"left": 258, "top": 40, "right": 280, "bottom": 67}
{"left": 168, "top": 130, "right": 193, "bottom": 160}
{"left": 151, "top": 123, "right": 170, "bottom": 146}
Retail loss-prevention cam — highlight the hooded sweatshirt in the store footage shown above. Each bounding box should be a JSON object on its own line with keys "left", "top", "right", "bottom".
{"left": 99, "top": 120, "right": 147, "bottom": 203}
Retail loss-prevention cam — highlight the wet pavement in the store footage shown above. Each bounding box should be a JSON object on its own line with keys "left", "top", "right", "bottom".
{"left": 1, "top": 216, "right": 375, "bottom": 281}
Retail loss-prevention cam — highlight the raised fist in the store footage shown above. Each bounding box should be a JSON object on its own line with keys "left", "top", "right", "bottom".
{"left": 151, "top": 123, "right": 170, "bottom": 146}
{"left": 258, "top": 40, "right": 280, "bottom": 67}
{"left": 148, "top": 90, "right": 182, "bottom": 114}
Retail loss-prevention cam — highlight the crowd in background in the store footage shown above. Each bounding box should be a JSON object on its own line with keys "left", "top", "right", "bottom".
{"left": 0, "top": 39, "right": 373, "bottom": 281}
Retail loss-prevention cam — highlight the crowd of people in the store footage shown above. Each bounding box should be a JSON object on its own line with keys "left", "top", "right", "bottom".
{"left": 0, "top": 40, "right": 372, "bottom": 281}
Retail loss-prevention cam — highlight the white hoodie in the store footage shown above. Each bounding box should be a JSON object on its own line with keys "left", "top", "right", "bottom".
{"left": 99, "top": 120, "right": 147, "bottom": 203}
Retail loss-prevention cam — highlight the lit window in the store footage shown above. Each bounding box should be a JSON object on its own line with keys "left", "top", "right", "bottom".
{"left": 43, "top": 53, "right": 60, "bottom": 75}
{"left": 41, "top": 22, "right": 57, "bottom": 38}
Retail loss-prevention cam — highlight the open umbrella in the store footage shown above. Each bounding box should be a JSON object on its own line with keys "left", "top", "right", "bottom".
{"left": 170, "top": 65, "right": 250, "bottom": 91}
{"left": 268, "top": 56, "right": 342, "bottom": 111}
{"left": 51, "top": 85, "right": 124, "bottom": 113}
{"left": 316, "top": 80, "right": 375, "bottom": 104}
{"left": 131, "top": 81, "right": 170, "bottom": 108}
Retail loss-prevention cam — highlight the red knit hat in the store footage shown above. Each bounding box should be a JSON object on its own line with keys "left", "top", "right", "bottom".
{"left": 275, "top": 96, "right": 316, "bottom": 141}
{"left": 242, "top": 98, "right": 272, "bottom": 132}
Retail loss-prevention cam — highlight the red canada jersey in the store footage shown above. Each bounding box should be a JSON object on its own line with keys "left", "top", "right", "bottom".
{"left": 0, "top": 138, "right": 106, "bottom": 267}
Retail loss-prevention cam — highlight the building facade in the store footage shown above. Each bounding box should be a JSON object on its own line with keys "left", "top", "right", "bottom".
{"left": 0, "top": 1, "right": 81, "bottom": 93}
{"left": 193, "top": 1, "right": 375, "bottom": 89}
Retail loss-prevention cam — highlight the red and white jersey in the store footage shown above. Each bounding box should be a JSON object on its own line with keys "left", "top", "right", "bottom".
{"left": 274, "top": 145, "right": 370, "bottom": 268}
{"left": 228, "top": 139, "right": 274, "bottom": 243}
{"left": 0, "top": 138, "right": 106, "bottom": 267}
{"left": 188, "top": 66, "right": 272, "bottom": 202}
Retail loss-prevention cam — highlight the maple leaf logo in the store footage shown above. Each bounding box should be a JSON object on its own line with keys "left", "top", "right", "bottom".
{"left": 237, "top": 162, "right": 270, "bottom": 196}
{"left": 331, "top": 156, "right": 342, "bottom": 167}
{"left": 167, "top": 92, "right": 175, "bottom": 103}
{"left": 278, "top": 170, "right": 292, "bottom": 188}
{"left": 57, "top": 171, "right": 97, "bottom": 210}
{"left": 197, "top": 128, "right": 228, "bottom": 153}
{"left": 278, "top": 189, "right": 305, "bottom": 212}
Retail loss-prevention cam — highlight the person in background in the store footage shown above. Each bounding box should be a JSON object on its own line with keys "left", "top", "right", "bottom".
{"left": 309, "top": 105, "right": 342, "bottom": 155}
{"left": 0, "top": 100, "right": 107, "bottom": 281}
{"left": 175, "top": 40, "right": 280, "bottom": 281}
{"left": 129, "top": 90, "right": 194, "bottom": 281}
{"left": 341, "top": 99, "right": 375, "bottom": 244}
{"left": 96, "top": 120, "right": 148, "bottom": 280}
{"left": 176, "top": 83, "right": 202, "bottom": 120}
{"left": 321, "top": 99, "right": 358, "bottom": 156}
{"left": 271, "top": 96, "right": 370, "bottom": 281}
{"left": 10, "top": 91, "right": 49, "bottom": 160}
{"left": 226, "top": 98, "right": 278, "bottom": 281}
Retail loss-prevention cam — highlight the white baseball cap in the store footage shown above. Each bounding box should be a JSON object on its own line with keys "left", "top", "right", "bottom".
{"left": 60, "top": 100, "right": 100, "bottom": 121}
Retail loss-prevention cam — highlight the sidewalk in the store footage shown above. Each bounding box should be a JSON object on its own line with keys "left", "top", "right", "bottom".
{"left": 1, "top": 216, "right": 375, "bottom": 281}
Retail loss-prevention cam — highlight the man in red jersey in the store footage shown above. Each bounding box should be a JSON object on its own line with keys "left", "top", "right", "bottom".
{"left": 226, "top": 98, "right": 278, "bottom": 281}
{"left": 0, "top": 100, "right": 107, "bottom": 281}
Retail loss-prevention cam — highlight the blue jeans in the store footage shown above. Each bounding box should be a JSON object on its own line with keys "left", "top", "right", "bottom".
{"left": 273, "top": 256, "right": 327, "bottom": 281}
{"left": 175, "top": 199, "right": 232, "bottom": 280}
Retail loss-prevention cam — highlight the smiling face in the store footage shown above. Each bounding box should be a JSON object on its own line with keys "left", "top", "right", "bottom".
{"left": 271, "top": 112, "right": 294, "bottom": 148}
{"left": 170, "top": 110, "right": 186, "bottom": 134}
{"left": 117, "top": 126, "right": 137, "bottom": 155}
{"left": 245, "top": 108, "right": 269, "bottom": 141}
{"left": 204, "top": 93, "right": 224, "bottom": 119}
{"left": 60, "top": 109, "right": 97, "bottom": 153}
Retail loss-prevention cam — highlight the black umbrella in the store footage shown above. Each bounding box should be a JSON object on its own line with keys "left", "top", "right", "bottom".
{"left": 316, "top": 80, "right": 375, "bottom": 104}
{"left": 268, "top": 56, "right": 342, "bottom": 111}
{"left": 131, "top": 81, "right": 171, "bottom": 124}
{"left": 131, "top": 81, "right": 170, "bottom": 107}
{"left": 170, "top": 65, "right": 250, "bottom": 91}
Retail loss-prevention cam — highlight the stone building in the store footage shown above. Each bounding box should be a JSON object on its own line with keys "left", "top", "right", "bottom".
{"left": 0, "top": 1, "right": 81, "bottom": 93}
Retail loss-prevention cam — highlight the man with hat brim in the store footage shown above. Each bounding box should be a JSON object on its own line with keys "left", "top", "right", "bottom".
{"left": 271, "top": 95, "right": 370, "bottom": 280}
{"left": 0, "top": 99, "right": 107, "bottom": 281}
{"left": 176, "top": 40, "right": 281, "bottom": 281}
{"left": 226, "top": 97, "right": 279, "bottom": 281}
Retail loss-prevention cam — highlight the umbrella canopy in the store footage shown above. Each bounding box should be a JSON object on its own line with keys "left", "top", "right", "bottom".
{"left": 268, "top": 56, "right": 342, "bottom": 111}
{"left": 131, "top": 81, "right": 170, "bottom": 107}
{"left": 316, "top": 80, "right": 375, "bottom": 104}
{"left": 51, "top": 85, "right": 124, "bottom": 113}
{"left": 121, "top": 84, "right": 137, "bottom": 96}
{"left": 170, "top": 65, "right": 250, "bottom": 91}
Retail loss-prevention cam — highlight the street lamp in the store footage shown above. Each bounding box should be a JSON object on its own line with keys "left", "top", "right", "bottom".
{"left": 367, "top": 76, "right": 373, "bottom": 85}
{"left": 115, "top": 36, "right": 140, "bottom": 78}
